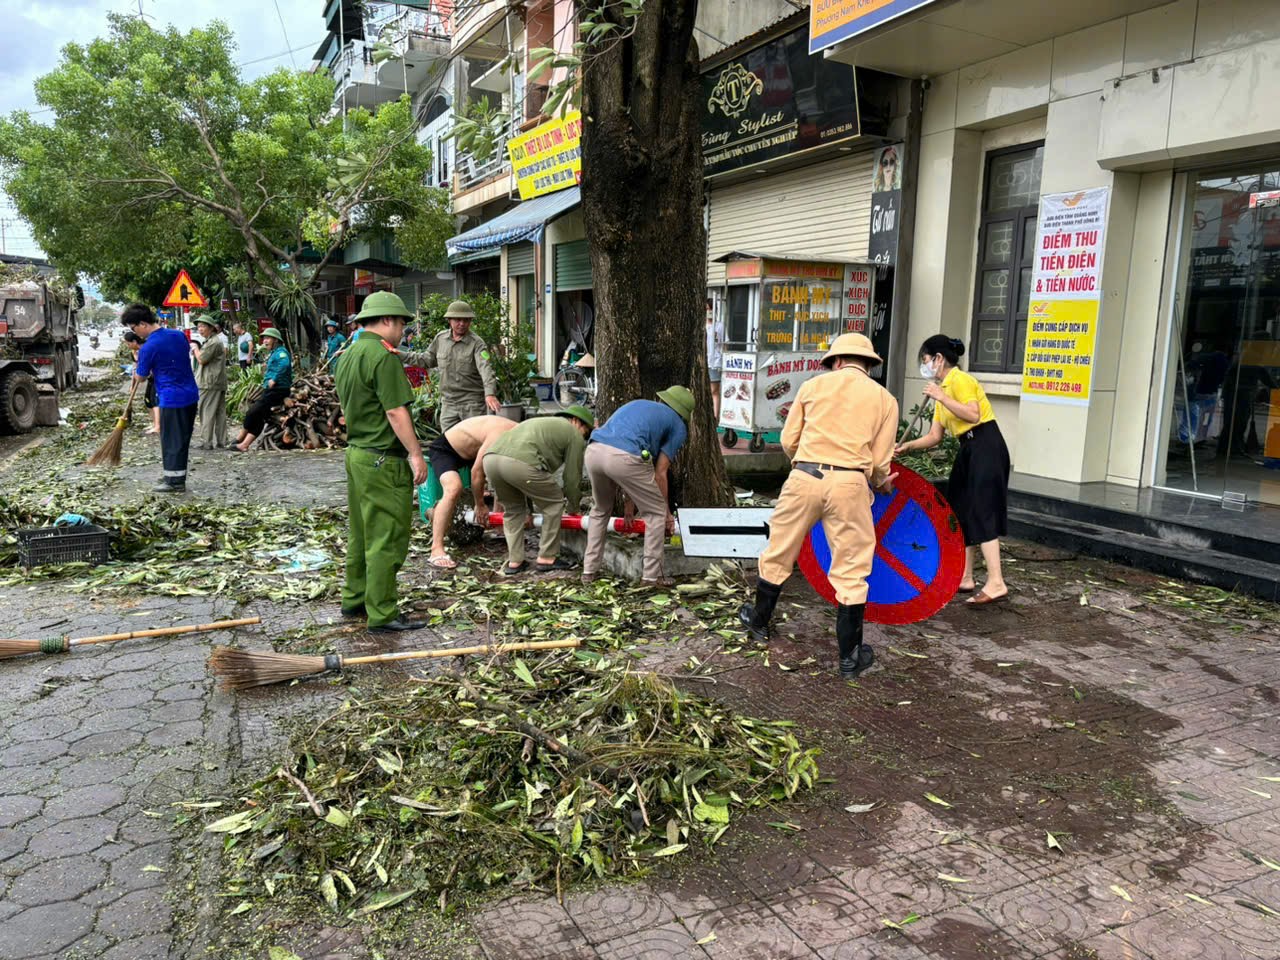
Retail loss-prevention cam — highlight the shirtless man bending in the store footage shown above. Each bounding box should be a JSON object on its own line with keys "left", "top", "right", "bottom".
{"left": 427, "top": 414, "right": 518, "bottom": 568}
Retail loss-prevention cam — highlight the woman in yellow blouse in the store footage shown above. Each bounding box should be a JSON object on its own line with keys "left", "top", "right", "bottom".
{"left": 896, "top": 335, "right": 1011, "bottom": 605}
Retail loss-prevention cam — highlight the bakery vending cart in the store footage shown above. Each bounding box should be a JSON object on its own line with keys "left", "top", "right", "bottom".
{"left": 712, "top": 253, "right": 878, "bottom": 452}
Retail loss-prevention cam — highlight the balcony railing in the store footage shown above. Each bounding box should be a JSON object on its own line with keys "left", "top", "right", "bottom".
{"left": 455, "top": 115, "right": 518, "bottom": 192}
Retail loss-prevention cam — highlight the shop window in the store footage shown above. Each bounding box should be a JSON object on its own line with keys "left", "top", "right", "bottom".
{"left": 970, "top": 143, "right": 1043, "bottom": 373}
{"left": 726, "top": 285, "right": 752, "bottom": 349}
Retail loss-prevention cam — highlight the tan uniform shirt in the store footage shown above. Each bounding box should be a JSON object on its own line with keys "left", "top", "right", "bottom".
{"left": 408, "top": 330, "right": 497, "bottom": 402}
{"left": 195, "top": 334, "right": 227, "bottom": 391}
{"left": 781, "top": 366, "right": 899, "bottom": 489}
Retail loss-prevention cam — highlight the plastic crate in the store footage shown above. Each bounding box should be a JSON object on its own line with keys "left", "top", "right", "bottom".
{"left": 17, "top": 524, "right": 111, "bottom": 569}
{"left": 417, "top": 463, "right": 471, "bottom": 523}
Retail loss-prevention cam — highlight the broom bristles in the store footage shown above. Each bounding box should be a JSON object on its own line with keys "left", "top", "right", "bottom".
{"left": 209, "top": 645, "right": 327, "bottom": 690}
{"left": 85, "top": 420, "right": 128, "bottom": 467}
{"left": 0, "top": 639, "right": 43, "bottom": 660}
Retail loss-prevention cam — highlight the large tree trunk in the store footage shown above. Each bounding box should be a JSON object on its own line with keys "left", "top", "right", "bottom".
{"left": 578, "top": 0, "right": 731, "bottom": 508}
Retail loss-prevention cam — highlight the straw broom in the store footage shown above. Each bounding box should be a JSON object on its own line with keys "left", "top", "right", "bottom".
{"left": 85, "top": 379, "right": 141, "bottom": 467}
{"left": 210, "top": 637, "right": 581, "bottom": 690}
{"left": 0, "top": 616, "right": 262, "bottom": 661}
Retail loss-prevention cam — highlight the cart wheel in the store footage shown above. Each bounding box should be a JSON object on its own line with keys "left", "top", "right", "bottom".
{"left": 721, "top": 429, "right": 739, "bottom": 449}
{"left": 749, "top": 433, "right": 766, "bottom": 454}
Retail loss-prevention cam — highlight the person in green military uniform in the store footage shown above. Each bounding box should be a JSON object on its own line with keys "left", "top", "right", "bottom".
{"left": 482, "top": 405, "right": 594, "bottom": 576}
{"left": 333, "top": 291, "right": 429, "bottom": 632}
{"left": 407, "top": 300, "right": 500, "bottom": 430}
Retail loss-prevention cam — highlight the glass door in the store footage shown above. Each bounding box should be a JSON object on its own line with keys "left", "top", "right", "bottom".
{"left": 1164, "top": 166, "right": 1280, "bottom": 506}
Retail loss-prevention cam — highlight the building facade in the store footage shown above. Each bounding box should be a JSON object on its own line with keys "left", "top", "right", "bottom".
{"left": 821, "top": 0, "right": 1280, "bottom": 510}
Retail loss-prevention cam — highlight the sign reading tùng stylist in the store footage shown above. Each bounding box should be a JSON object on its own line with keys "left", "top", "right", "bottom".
{"left": 1021, "top": 187, "right": 1111, "bottom": 405}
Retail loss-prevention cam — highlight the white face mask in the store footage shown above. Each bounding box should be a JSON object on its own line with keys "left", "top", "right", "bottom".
{"left": 919, "top": 358, "right": 936, "bottom": 380}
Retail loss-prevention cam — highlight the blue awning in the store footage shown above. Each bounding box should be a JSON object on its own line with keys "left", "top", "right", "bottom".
{"left": 447, "top": 187, "right": 581, "bottom": 261}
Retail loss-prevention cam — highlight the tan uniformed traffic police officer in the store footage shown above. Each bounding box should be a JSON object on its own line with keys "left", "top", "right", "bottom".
{"left": 739, "top": 333, "right": 899, "bottom": 679}
{"left": 407, "top": 300, "right": 500, "bottom": 430}
{"left": 334, "top": 291, "right": 429, "bottom": 633}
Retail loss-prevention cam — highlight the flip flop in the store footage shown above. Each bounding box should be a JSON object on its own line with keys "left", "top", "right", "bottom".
{"left": 534, "top": 558, "right": 576, "bottom": 573}
{"left": 501, "top": 561, "right": 528, "bottom": 577}
{"left": 428, "top": 554, "right": 457, "bottom": 570}
{"left": 966, "top": 590, "right": 1009, "bottom": 606}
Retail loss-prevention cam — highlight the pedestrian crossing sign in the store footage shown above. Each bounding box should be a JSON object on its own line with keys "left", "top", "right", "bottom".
{"left": 162, "top": 269, "right": 208, "bottom": 308}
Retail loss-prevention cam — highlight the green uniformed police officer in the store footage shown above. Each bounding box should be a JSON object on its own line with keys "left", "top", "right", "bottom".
{"left": 334, "top": 291, "right": 429, "bottom": 632}
{"left": 405, "top": 300, "right": 500, "bottom": 430}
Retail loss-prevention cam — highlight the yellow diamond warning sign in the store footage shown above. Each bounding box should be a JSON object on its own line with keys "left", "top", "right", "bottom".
{"left": 162, "top": 269, "right": 208, "bottom": 309}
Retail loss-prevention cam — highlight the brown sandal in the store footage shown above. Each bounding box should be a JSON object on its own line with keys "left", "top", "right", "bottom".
{"left": 966, "top": 590, "right": 1009, "bottom": 606}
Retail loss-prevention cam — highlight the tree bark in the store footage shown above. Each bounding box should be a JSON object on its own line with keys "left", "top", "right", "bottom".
{"left": 578, "top": 0, "right": 731, "bottom": 508}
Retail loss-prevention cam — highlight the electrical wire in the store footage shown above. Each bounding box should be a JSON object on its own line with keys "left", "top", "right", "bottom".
{"left": 271, "top": 0, "right": 299, "bottom": 69}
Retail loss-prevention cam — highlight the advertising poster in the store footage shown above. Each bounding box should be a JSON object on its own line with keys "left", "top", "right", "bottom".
{"left": 1021, "top": 187, "right": 1111, "bottom": 405}
{"left": 719, "top": 352, "right": 757, "bottom": 430}
{"left": 868, "top": 143, "right": 903, "bottom": 265}
{"left": 842, "top": 265, "right": 872, "bottom": 335}
{"left": 507, "top": 111, "right": 582, "bottom": 201}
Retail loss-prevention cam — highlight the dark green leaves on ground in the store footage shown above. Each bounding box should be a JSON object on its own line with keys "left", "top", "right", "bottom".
{"left": 202, "top": 652, "right": 819, "bottom": 915}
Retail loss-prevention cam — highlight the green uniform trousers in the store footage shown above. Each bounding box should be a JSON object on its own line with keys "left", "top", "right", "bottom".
{"left": 440, "top": 397, "right": 487, "bottom": 432}
{"left": 343, "top": 447, "right": 413, "bottom": 627}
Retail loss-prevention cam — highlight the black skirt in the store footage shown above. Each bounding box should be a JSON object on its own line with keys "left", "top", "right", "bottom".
{"left": 948, "top": 420, "right": 1011, "bottom": 546}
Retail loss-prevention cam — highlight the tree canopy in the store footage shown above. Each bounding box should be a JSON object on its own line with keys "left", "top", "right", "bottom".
{"left": 0, "top": 14, "right": 451, "bottom": 316}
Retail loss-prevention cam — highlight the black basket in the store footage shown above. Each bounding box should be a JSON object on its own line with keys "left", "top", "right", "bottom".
{"left": 17, "top": 524, "right": 111, "bottom": 569}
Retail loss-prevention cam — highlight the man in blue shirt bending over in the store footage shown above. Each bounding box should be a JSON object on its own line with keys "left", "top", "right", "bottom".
{"left": 124, "top": 304, "right": 199, "bottom": 493}
{"left": 582, "top": 385, "right": 693, "bottom": 587}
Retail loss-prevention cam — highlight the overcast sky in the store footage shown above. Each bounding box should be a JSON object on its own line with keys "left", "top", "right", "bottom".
{"left": 1, "top": 0, "right": 325, "bottom": 260}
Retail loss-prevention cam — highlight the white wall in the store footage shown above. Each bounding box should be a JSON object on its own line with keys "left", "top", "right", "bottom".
{"left": 904, "top": 0, "right": 1280, "bottom": 487}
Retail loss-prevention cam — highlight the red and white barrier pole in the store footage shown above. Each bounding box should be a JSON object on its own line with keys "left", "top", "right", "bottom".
{"left": 462, "top": 510, "right": 652, "bottom": 534}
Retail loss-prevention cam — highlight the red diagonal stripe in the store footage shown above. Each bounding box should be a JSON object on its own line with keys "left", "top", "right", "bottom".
{"left": 875, "top": 491, "right": 909, "bottom": 538}
{"left": 875, "top": 542, "right": 928, "bottom": 592}
{"left": 873, "top": 492, "right": 928, "bottom": 593}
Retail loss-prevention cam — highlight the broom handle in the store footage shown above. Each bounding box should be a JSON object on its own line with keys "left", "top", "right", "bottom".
{"left": 68, "top": 616, "right": 262, "bottom": 648}
{"left": 341, "top": 638, "right": 579, "bottom": 666}
{"left": 121, "top": 378, "right": 141, "bottom": 420}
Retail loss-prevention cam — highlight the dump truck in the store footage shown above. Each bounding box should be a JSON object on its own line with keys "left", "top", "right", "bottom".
{"left": 0, "top": 254, "right": 81, "bottom": 433}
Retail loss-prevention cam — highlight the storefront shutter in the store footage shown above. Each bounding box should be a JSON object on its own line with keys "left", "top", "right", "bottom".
{"left": 507, "top": 242, "right": 536, "bottom": 276}
{"left": 394, "top": 283, "right": 418, "bottom": 312}
{"left": 555, "top": 239, "right": 593, "bottom": 291}
{"left": 706, "top": 151, "right": 876, "bottom": 277}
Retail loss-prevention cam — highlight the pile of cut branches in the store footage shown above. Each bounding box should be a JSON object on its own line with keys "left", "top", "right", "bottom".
{"left": 201, "top": 650, "right": 818, "bottom": 916}
{"left": 245, "top": 370, "right": 347, "bottom": 451}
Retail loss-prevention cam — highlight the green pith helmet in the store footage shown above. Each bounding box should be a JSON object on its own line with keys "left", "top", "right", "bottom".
{"left": 558, "top": 404, "right": 595, "bottom": 430}
{"left": 444, "top": 300, "right": 476, "bottom": 320}
{"left": 260, "top": 327, "right": 285, "bottom": 342}
{"left": 324, "top": 317, "right": 339, "bottom": 329}
{"left": 195, "top": 314, "right": 221, "bottom": 330}
{"left": 355, "top": 291, "right": 413, "bottom": 322}
{"left": 656, "top": 385, "right": 694, "bottom": 422}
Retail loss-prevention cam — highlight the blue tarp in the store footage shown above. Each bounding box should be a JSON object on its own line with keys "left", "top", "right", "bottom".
{"left": 446, "top": 187, "right": 581, "bottom": 260}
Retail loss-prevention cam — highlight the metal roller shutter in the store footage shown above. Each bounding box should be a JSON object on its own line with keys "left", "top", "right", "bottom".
{"left": 554, "top": 240, "right": 593, "bottom": 291}
{"left": 706, "top": 152, "right": 876, "bottom": 276}
{"left": 507, "top": 242, "right": 536, "bottom": 276}
{"left": 394, "top": 283, "right": 418, "bottom": 312}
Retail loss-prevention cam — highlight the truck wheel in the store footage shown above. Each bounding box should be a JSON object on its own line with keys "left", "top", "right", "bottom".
{"left": 0, "top": 371, "right": 39, "bottom": 434}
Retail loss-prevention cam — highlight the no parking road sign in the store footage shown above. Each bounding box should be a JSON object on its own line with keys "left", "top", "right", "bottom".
{"left": 797, "top": 465, "right": 965, "bottom": 625}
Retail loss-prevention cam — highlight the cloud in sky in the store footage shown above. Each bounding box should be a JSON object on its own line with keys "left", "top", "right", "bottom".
{"left": 1, "top": 0, "right": 326, "bottom": 255}
{"left": 2, "top": 0, "right": 325, "bottom": 116}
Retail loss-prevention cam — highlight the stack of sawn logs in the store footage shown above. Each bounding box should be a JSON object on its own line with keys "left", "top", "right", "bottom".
{"left": 247, "top": 370, "right": 346, "bottom": 451}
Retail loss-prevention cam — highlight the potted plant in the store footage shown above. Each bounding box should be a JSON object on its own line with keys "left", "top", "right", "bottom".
{"left": 414, "top": 293, "right": 540, "bottom": 421}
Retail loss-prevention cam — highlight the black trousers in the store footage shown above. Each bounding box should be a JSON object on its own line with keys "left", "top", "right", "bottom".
{"left": 243, "top": 387, "right": 289, "bottom": 436}
{"left": 160, "top": 404, "right": 197, "bottom": 488}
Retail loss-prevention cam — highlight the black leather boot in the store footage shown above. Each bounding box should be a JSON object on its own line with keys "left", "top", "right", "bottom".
{"left": 738, "top": 579, "right": 783, "bottom": 643}
{"left": 837, "top": 603, "right": 875, "bottom": 679}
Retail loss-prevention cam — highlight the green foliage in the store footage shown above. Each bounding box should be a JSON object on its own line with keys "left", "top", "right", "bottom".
{"left": 446, "top": 96, "right": 510, "bottom": 165}
{"left": 895, "top": 403, "right": 958, "bottom": 480}
{"left": 201, "top": 652, "right": 818, "bottom": 914}
{"left": 0, "top": 15, "right": 449, "bottom": 303}
{"left": 416, "top": 293, "right": 539, "bottom": 405}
